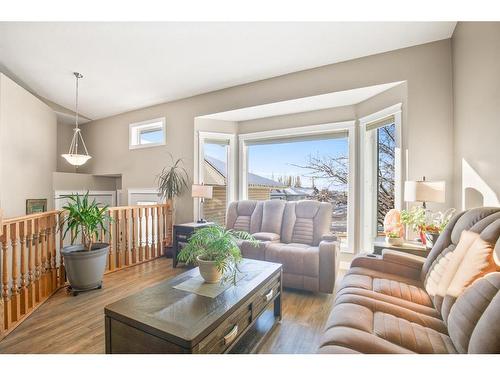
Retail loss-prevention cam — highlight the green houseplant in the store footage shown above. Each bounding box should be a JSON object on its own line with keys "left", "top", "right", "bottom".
{"left": 177, "top": 225, "right": 258, "bottom": 284}
{"left": 157, "top": 154, "right": 190, "bottom": 254}
{"left": 401, "top": 206, "right": 455, "bottom": 248}
{"left": 157, "top": 153, "right": 190, "bottom": 203}
{"left": 60, "top": 192, "right": 112, "bottom": 295}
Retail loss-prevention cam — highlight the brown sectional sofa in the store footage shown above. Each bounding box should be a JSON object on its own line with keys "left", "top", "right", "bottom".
{"left": 318, "top": 207, "right": 500, "bottom": 354}
{"left": 226, "top": 199, "right": 338, "bottom": 293}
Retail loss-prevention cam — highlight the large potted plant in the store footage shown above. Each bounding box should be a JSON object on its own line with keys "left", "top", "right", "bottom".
{"left": 177, "top": 225, "right": 258, "bottom": 285}
{"left": 157, "top": 153, "right": 190, "bottom": 253}
{"left": 60, "top": 192, "right": 112, "bottom": 296}
{"left": 157, "top": 153, "right": 190, "bottom": 208}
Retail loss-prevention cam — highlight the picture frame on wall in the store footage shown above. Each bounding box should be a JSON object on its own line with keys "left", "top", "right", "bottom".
{"left": 26, "top": 199, "right": 47, "bottom": 214}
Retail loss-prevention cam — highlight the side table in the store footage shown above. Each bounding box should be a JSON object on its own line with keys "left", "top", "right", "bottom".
{"left": 172, "top": 222, "right": 214, "bottom": 267}
{"left": 372, "top": 236, "right": 428, "bottom": 257}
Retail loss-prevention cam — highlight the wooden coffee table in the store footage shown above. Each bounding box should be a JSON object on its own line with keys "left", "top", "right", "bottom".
{"left": 104, "top": 258, "right": 282, "bottom": 354}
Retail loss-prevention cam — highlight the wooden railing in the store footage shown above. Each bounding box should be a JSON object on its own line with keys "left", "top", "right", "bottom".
{"left": 0, "top": 202, "right": 172, "bottom": 341}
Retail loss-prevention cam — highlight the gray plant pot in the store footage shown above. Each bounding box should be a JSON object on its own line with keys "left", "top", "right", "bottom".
{"left": 62, "top": 243, "right": 109, "bottom": 294}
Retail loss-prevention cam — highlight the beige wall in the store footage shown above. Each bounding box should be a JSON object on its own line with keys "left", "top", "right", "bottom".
{"left": 237, "top": 105, "right": 356, "bottom": 134}
{"left": 452, "top": 22, "right": 500, "bottom": 210}
{"left": 78, "top": 39, "right": 454, "bottom": 223}
{"left": 0, "top": 73, "right": 57, "bottom": 217}
{"left": 52, "top": 172, "right": 120, "bottom": 191}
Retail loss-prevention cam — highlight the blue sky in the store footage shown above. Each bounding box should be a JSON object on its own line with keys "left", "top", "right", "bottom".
{"left": 204, "top": 137, "right": 348, "bottom": 189}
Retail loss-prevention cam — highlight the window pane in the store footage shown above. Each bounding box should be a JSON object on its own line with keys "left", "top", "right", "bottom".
{"left": 140, "top": 129, "right": 163, "bottom": 144}
{"left": 247, "top": 137, "right": 349, "bottom": 250}
{"left": 203, "top": 142, "right": 229, "bottom": 226}
{"left": 376, "top": 123, "right": 396, "bottom": 232}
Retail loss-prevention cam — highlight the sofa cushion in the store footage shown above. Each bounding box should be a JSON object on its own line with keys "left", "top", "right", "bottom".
{"left": 237, "top": 239, "right": 266, "bottom": 261}
{"left": 429, "top": 230, "right": 479, "bottom": 312}
{"left": 441, "top": 233, "right": 500, "bottom": 322}
{"left": 447, "top": 272, "right": 500, "bottom": 353}
{"left": 339, "top": 267, "right": 433, "bottom": 308}
{"left": 261, "top": 200, "right": 286, "bottom": 234}
{"left": 226, "top": 200, "right": 262, "bottom": 233}
{"left": 281, "top": 201, "right": 332, "bottom": 246}
{"left": 421, "top": 208, "right": 500, "bottom": 281}
{"left": 265, "top": 242, "right": 319, "bottom": 277}
{"left": 252, "top": 232, "right": 280, "bottom": 242}
{"left": 320, "top": 300, "right": 455, "bottom": 354}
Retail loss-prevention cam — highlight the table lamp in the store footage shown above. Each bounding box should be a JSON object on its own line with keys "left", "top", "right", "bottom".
{"left": 192, "top": 184, "right": 213, "bottom": 223}
{"left": 404, "top": 176, "right": 445, "bottom": 208}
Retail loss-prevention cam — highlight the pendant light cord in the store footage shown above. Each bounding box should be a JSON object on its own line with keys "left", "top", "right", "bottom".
{"left": 75, "top": 73, "right": 79, "bottom": 129}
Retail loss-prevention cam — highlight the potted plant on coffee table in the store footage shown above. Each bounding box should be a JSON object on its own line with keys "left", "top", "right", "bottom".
{"left": 60, "top": 192, "right": 112, "bottom": 296}
{"left": 177, "top": 225, "right": 258, "bottom": 285}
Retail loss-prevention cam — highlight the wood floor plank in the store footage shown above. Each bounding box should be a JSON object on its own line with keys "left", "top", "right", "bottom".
{"left": 0, "top": 257, "right": 342, "bottom": 354}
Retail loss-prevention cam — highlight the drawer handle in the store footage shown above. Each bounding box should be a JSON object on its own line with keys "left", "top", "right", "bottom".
{"left": 264, "top": 289, "right": 274, "bottom": 302}
{"left": 223, "top": 325, "right": 239, "bottom": 345}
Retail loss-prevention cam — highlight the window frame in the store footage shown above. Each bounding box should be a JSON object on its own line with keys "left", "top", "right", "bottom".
{"left": 359, "top": 103, "right": 403, "bottom": 252}
{"left": 238, "top": 121, "right": 356, "bottom": 254}
{"left": 129, "top": 117, "right": 166, "bottom": 150}
{"left": 194, "top": 131, "right": 237, "bottom": 223}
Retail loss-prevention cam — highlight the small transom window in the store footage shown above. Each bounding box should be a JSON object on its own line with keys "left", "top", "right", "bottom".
{"left": 129, "top": 118, "right": 166, "bottom": 149}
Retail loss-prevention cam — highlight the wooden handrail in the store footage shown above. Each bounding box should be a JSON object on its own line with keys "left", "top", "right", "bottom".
{"left": 0, "top": 201, "right": 173, "bottom": 341}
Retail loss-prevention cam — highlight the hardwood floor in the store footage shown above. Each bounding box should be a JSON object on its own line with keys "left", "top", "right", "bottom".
{"left": 0, "top": 257, "right": 340, "bottom": 354}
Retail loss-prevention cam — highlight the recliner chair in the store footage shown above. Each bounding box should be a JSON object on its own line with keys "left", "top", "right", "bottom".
{"left": 226, "top": 199, "right": 339, "bottom": 293}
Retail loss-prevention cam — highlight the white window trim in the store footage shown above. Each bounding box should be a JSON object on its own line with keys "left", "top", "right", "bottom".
{"left": 359, "top": 103, "right": 403, "bottom": 252}
{"left": 238, "top": 121, "right": 356, "bottom": 254}
{"left": 54, "top": 190, "right": 116, "bottom": 209}
{"left": 194, "top": 131, "right": 237, "bottom": 222}
{"left": 129, "top": 117, "right": 166, "bottom": 150}
{"left": 127, "top": 188, "right": 163, "bottom": 206}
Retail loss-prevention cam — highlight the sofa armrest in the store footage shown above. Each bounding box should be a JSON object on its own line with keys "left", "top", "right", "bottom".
{"left": 381, "top": 249, "right": 427, "bottom": 269}
{"left": 350, "top": 250, "right": 426, "bottom": 281}
{"left": 322, "top": 233, "right": 337, "bottom": 242}
{"left": 318, "top": 238, "right": 340, "bottom": 294}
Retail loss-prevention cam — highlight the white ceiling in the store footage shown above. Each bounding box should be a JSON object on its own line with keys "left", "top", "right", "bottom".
{"left": 0, "top": 22, "right": 456, "bottom": 120}
{"left": 200, "top": 81, "right": 404, "bottom": 122}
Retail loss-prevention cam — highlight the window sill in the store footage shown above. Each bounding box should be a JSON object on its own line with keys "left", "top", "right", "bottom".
{"left": 129, "top": 142, "right": 166, "bottom": 150}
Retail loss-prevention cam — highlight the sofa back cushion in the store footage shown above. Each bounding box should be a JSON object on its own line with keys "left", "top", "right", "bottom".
{"left": 421, "top": 208, "right": 500, "bottom": 281}
{"left": 261, "top": 200, "right": 286, "bottom": 235}
{"left": 281, "top": 200, "right": 332, "bottom": 246}
{"left": 226, "top": 200, "right": 262, "bottom": 233}
{"left": 447, "top": 272, "right": 500, "bottom": 353}
{"left": 441, "top": 220, "right": 500, "bottom": 321}
{"left": 424, "top": 230, "right": 479, "bottom": 312}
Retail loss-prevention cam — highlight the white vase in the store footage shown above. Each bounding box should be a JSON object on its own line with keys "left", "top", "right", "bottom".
{"left": 196, "top": 255, "right": 222, "bottom": 283}
{"left": 385, "top": 237, "right": 404, "bottom": 246}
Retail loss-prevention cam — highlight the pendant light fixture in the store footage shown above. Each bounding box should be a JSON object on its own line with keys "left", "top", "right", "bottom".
{"left": 61, "top": 72, "right": 91, "bottom": 166}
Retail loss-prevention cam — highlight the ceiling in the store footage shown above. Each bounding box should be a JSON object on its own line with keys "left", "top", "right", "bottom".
{"left": 0, "top": 22, "right": 456, "bottom": 120}
{"left": 199, "top": 81, "right": 404, "bottom": 122}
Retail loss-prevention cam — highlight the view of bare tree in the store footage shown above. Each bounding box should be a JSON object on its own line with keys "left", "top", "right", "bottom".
{"left": 293, "top": 123, "right": 396, "bottom": 229}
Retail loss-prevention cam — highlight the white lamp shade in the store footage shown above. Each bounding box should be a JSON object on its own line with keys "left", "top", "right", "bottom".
{"left": 192, "top": 184, "right": 213, "bottom": 199}
{"left": 61, "top": 153, "right": 92, "bottom": 166}
{"left": 404, "top": 180, "right": 445, "bottom": 203}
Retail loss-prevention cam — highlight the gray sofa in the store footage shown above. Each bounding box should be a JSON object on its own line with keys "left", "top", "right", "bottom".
{"left": 226, "top": 199, "right": 339, "bottom": 293}
{"left": 318, "top": 207, "right": 500, "bottom": 353}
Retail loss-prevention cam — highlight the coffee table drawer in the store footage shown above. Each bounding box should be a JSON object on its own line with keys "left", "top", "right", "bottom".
{"left": 197, "top": 303, "right": 252, "bottom": 353}
{"left": 251, "top": 275, "right": 280, "bottom": 320}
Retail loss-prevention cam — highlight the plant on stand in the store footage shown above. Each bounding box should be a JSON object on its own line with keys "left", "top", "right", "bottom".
{"left": 401, "top": 206, "right": 455, "bottom": 248}
{"left": 177, "top": 225, "right": 258, "bottom": 285}
{"left": 60, "top": 192, "right": 112, "bottom": 296}
{"left": 157, "top": 153, "right": 190, "bottom": 252}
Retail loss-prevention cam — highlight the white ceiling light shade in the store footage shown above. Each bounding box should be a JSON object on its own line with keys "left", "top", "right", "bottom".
{"left": 61, "top": 72, "right": 91, "bottom": 166}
